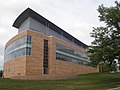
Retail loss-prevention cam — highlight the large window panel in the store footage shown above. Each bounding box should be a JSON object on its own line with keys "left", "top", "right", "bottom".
{"left": 4, "top": 35, "right": 32, "bottom": 62}
{"left": 56, "top": 43, "right": 89, "bottom": 65}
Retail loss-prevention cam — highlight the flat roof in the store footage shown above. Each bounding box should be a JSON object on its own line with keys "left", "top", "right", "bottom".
{"left": 13, "top": 8, "right": 88, "bottom": 48}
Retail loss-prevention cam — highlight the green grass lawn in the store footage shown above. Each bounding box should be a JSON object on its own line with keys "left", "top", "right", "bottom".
{"left": 0, "top": 73, "right": 120, "bottom": 90}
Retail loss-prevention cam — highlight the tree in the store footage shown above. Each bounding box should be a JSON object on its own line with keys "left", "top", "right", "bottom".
{"left": 0, "top": 70, "right": 3, "bottom": 77}
{"left": 89, "top": 1, "right": 120, "bottom": 72}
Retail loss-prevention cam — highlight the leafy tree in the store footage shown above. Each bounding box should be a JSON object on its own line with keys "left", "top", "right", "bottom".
{"left": 89, "top": 1, "right": 120, "bottom": 71}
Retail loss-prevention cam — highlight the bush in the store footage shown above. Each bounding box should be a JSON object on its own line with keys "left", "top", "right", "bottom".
{"left": 99, "top": 62, "right": 117, "bottom": 73}
{"left": 0, "top": 70, "right": 3, "bottom": 77}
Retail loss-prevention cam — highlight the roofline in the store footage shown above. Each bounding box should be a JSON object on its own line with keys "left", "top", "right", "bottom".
{"left": 13, "top": 8, "right": 88, "bottom": 48}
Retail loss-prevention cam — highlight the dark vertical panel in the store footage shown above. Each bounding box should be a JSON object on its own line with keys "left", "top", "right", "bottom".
{"left": 43, "top": 39, "right": 48, "bottom": 74}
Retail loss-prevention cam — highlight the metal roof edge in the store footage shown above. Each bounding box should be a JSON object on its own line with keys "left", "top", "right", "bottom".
{"left": 12, "top": 8, "right": 88, "bottom": 48}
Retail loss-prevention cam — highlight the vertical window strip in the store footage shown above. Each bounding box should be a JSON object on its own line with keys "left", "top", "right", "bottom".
{"left": 43, "top": 39, "right": 48, "bottom": 74}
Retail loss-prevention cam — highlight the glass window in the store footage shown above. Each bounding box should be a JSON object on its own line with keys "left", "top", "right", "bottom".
{"left": 56, "top": 43, "right": 89, "bottom": 65}
{"left": 43, "top": 39, "right": 48, "bottom": 74}
{"left": 4, "top": 35, "right": 32, "bottom": 62}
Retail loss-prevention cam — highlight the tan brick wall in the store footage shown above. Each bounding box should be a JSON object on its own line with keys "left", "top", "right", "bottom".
{"left": 4, "top": 57, "right": 26, "bottom": 78}
{"left": 52, "top": 60, "right": 98, "bottom": 77}
{"left": 4, "top": 31, "right": 28, "bottom": 78}
{"left": 48, "top": 36, "right": 98, "bottom": 77}
{"left": 4, "top": 30, "right": 98, "bottom": 79}
{"left": 26, "top": 31, "right": 47, "bottom": 76}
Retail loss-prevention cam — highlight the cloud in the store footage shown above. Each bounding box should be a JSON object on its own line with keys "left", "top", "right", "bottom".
{"left": 0, "top": 0, "right": 116, "bottom": 69}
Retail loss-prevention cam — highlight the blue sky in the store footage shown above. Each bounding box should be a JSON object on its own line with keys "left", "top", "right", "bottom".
{"left": 0, "top": 0, "right": 116, "bottom": 70}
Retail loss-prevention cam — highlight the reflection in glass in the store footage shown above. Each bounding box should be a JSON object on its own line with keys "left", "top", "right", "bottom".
{"left": 4, "top": 35, "right": 32, "bottom": 62}
{"left": 56, "top": 43, "right": 89, "bottom": 65}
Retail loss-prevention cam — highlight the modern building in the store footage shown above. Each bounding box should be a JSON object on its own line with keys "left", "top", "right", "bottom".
{"left": 4, "top": 8, "right": 98, "bottom": 79}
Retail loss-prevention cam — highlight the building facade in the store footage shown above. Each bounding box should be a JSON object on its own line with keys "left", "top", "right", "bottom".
{"left": 4, "top": 8, "right": 98, "bottom": 79}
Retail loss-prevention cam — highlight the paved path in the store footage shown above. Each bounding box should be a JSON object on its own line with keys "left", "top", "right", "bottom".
{"left": 107, "top": 87, "right": 120, "bottom": 90}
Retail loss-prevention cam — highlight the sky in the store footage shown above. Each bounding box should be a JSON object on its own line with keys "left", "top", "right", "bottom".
{"left": 0, "top": 0, "right": 117, "bottom": 70}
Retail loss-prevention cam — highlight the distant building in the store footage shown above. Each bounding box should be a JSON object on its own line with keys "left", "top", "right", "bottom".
{"left": 4, "top": 8, "right": 98, "bottom": 79}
